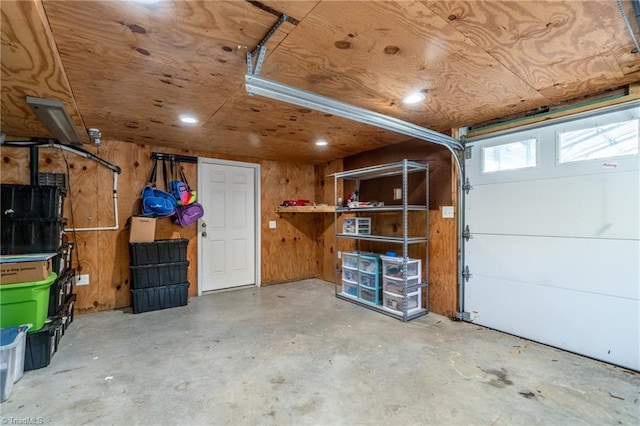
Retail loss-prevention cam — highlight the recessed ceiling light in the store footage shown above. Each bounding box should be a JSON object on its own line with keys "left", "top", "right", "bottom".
{"left": 315, "top": 140, "right": 328, "bottom": 146}
{"left": 179, "top": 114, "right": 198, "bottom": 125}
{"left": 402, "top": 92, "right": 426, "bottom": 105}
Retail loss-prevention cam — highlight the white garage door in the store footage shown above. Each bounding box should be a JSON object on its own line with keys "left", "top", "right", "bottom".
{"left": 463, "top": 103, "right": 640, "bottom": 371}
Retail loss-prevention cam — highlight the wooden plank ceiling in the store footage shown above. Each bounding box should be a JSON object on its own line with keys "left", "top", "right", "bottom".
{"left": 2, "top": 0, "right": 639, "bottom": 164}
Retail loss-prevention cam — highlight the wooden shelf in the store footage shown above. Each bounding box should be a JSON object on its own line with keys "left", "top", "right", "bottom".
{"left": 276, "top": 205, "right": 336, "bottom": 213}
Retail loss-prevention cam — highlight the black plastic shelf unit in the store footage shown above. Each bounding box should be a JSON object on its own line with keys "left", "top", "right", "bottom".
{"left": 48, "top": 269, "right": 75, "bottom": 317}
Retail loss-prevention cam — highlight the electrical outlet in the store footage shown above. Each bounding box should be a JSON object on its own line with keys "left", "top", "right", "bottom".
{"left": 442, "top": 206, "right": 455, "bottom": 218}
{"left": 76, "top": 274, "right": 90, "bottom": 286}
{"left": 269, "top": 220, "right": 276, "bottom": 229}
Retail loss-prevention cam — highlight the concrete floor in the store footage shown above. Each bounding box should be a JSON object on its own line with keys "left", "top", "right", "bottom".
{"left": 1, "top": 279, "right": 638, "bottom": 425}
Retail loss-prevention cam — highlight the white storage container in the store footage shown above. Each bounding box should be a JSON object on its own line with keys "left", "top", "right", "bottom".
{"left": 342, "top": 217, "right": 371, "bottom": 235}
{"left": 381, "top": 255, "right": 421, "bottom": 279}
{"left": 383, "top": 275, "right": 421, "bottom": 295}
{"left": 382, "top": 289, "right": 422, "bottom": 315}
{"left": 342, "top": 252, "right": 359, "bottom": 269}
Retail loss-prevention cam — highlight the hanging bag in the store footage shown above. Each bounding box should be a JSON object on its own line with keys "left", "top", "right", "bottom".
{"left": 169, "top": 158, "right": 190, "bottom": 206}
{"left": 172, "top": 164, "right": 204, "bottom": 226}
{"left": 141, "top": 158, "right": 177, "bottom": 218}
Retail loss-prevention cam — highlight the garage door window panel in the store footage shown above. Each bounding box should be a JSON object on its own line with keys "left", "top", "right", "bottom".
{"left": 557, "top": 119, "right": 639, "bottom": 164}
{"left": 481, "top": 137, "right": 537, "bottom": 173}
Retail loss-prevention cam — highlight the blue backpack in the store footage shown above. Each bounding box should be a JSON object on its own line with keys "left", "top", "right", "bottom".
{"left": 141, "top": 159, "right": 177, "bottom": 218}
{"left": 142, "top": 186, "right": 177, "bottom": 217}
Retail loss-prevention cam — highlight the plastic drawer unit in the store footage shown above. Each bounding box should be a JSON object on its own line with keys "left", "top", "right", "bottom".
{"left": 382, "top": 275, "right": 421, "bottom": 295}
{"left": 342, "top": 217, "right": 371, "bottom": 235}
{"left": 341, "top": 280, "right": 358, "bottom": 298}
{"left": 381, "top": 255, "right": 421, "bottom": 280}
{"left": 382, "top": 288, "right": 422, "bottom": 315}
{"left": 358, "top": 253, "right": 380, "bottom": 273}
{"left": 341, "top": 252, "right": 359, "bottom": 269}
{"left": 359, "top": 286, "right": 381, "bottom": 305}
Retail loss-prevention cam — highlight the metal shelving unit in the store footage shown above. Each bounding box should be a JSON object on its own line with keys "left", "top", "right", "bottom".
{"left": 333, "top": 159, "right": 429, "bottom": 321}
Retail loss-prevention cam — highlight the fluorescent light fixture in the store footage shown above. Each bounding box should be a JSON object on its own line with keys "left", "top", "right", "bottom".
{"left": 179, "top": 114, "right": 198, "bottom": 125}
{"left": 315, "top": 140, "right": 328, "bottom": 146}
{"left": 402, "top": 92, "right": 426, "bottom": 105}
{"left": 245, "top": 75, "right": 462, "bottom": 150}
{"left": 26, "top": 96, "right": 83, "bottom": 145}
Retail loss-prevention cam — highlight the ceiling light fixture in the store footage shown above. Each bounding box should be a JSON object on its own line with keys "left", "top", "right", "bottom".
{"left": 26, "top": 96, "right": 83, "bottom": 145}
{"left": 402, "top": 92, "right": 426, "bottom": 105}
{"left": 315, "top": 140, "right": 328, "bottom": 146}
{"left": 179, "top": 115, "right": 198, "bottom": 125}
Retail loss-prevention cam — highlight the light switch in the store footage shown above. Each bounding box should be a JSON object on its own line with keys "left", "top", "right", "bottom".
{"left": 442, "top": 206, "right": 455, "bottom": 218}
{"left": 393, "top": 188, "right": 402, "bottom": 200}
{"left": 269, "top": 220, "right": 276, "bottom": 229}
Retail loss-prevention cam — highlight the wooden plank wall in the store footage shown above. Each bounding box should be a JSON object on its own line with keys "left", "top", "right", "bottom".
{"left": 0, "top": 141, "right": 318, "bottom": 313}
{"left": 315, "top": 160, "right": 344, "bottom": 283}
{"left": 262, "top": 160, "right": 317, "bottom": 284}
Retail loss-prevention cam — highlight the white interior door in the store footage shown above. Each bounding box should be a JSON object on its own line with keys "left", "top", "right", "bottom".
{"left": 463, "top": 104, "right": 640, "bottom": 371}
{"left": 198, "top": 159, "right": 259, "bottom": 292}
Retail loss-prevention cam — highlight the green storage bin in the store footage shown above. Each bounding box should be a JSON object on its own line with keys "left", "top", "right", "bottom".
{"left": 0, "top": 273, "right": 57, "bottom": 332}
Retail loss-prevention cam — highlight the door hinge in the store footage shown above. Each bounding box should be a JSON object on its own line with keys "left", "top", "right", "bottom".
{"left": 462, "top": 177, "right": 473, "bottom": 194}
{"left": 464, "top": 146, "right": 472, "bottom": 160}
{"left": 462, "top": 265, "right": 472, "bottom": 283}
{"left": 462, "top": 225, "right": 472, "bottom": 241}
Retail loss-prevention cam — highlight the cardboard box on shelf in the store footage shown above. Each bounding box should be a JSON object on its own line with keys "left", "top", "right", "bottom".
{"left": 0, "top": 254, "right": 55, "bottom": 285}
{"left": 129, "top": 217, "right": 156, "bottom": 243}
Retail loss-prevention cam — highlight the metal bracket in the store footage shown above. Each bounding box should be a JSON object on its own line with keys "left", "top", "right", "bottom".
{"left": 462, "top": 265, "right": 472, "bottom": 283}
{"left": 246, "top": 13, "right": 288, "bottom": 76}
{"left": 462, "top": 225, "right": 472, "bottom": 242}
{"left": 462, "top": 177, "right": 473, "bottom": 194}
{"left": 151, "top": 152, "right": 198, "bottom": 164}
{"left": 464, "top": 145, "right": 472, "bottom": 160}
{"left": 455, "top": 311, "right": 471, "bottom": 321}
